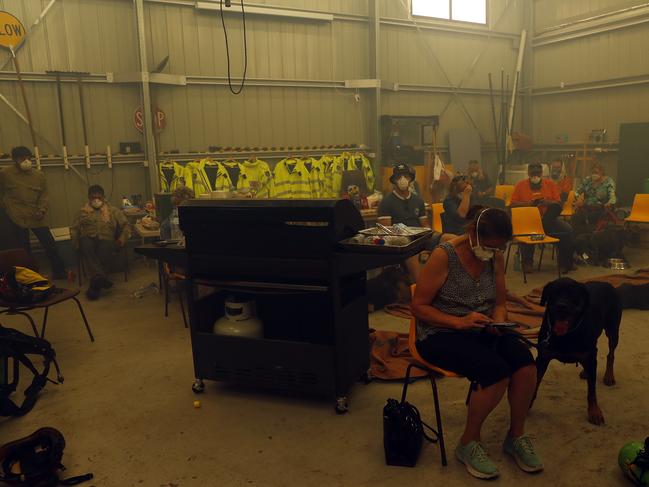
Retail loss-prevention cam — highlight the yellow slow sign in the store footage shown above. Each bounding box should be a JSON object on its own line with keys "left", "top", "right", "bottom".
{"left": 0, "top": 11, "right": 25, "bottom": 49}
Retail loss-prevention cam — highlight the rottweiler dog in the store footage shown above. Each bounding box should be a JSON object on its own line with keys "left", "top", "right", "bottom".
{"left": 533, "top": 278, "right": 622, "bottom": 425}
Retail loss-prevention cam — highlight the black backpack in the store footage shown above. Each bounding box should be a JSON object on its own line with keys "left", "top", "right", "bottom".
{"left": 383, "top": 398, "right": 435, "bottom": 467}
{"left": 0, "top": 325, "right": 63, "bottom": 417}
{"left": 0, "top": 428, "right": 93, "bottom": 486}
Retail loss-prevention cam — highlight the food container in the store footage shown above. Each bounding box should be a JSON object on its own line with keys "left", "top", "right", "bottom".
{"left": 607, "top": 258, "right": 629, "bottom": 270}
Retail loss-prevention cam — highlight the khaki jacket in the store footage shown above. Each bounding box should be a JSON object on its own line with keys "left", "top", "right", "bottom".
{"left": 0, "top": 165, "right": 49, "bottom": 229}
{"left": 71, "top": 203, "right": 131, "bottom": 246}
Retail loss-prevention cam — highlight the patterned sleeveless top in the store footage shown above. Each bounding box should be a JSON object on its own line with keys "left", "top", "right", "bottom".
{"left": 416, "top": 241, "right": 497, "bottom": 341}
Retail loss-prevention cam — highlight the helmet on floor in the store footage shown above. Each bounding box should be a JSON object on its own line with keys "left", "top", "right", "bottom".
{"left": 619, "top": 439, "right": 649, "bottom": 486}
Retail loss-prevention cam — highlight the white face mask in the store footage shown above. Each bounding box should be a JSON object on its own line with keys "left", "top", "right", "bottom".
{"left": 396, "top": 177, "right": 410, "bottom": 191}
{"left": 470, "top": 171, "right": 479, "bottom": 178}
{"left": 591, "top": 174, "right": 601, "bottom": 182}
{"left": 530, "top": 176, "right": 542, "bottom": 185}
{"left": 469, "top": 233, "right": 495, "bottom": 261}
{"left": 91, "top": 198, "right": 104, "bottom": 209}
{"left": 19, "top": 160, "right": 32, "bottom": 171}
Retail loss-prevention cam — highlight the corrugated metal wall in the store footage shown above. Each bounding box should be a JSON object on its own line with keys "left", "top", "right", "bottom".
{"left": 11, "top": 0, "right": 642, "bottom": 228}
{"left": 144, "top": 0, "right": 370, "bottom": 152}
{"left": 0, "top": 0, "right": 141, "bottom": 154}
{"left": 532, "top": 0, "right": 649, "bottom": 146}
{"left": 379, "top": 0, "right": 525, "bottom": 173}
{"left": 0, "top": 0, "right": 146, "bottom": 228}
{"left": 534, "top": 0, "right": 644, "bottom": 31}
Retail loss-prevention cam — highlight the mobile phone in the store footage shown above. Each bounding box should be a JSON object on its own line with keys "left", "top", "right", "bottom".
{"left": 153, "top": 240, "right": 178, "bottom": 247}
{"left": 530, "top": 234, "right": 545, "bottom": 241}
{"left": 488, "top": 322, "right": 519, "bottom": 329}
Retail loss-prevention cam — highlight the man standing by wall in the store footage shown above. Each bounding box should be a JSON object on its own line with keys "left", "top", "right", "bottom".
{"left": 0, "top": 147, "right": 67, "bottom": 279}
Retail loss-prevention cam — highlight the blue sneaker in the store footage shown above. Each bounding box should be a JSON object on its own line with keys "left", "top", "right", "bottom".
{"left": 455, "top": 441, "right": 500, "bottom": 480}
{"left": 503, "top": 434, "right": 544, "bottom": 473}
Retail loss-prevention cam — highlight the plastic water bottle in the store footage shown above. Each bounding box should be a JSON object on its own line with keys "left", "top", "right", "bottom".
{"left": 170, "top": 208, "right": 183, "bottom": 241}
{"left": 131, "top": 282, "right": 159, "bottom": 299}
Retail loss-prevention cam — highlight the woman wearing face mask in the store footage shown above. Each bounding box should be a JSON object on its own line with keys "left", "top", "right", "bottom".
{"left": 573, "top": 164, "right": 617, "bottom": 231}
{"left": 575, "top": 163, "right": 617, "bottom": 208}
{"left": 412, "top": 207, "right": 542, "bottom": 480}
{"left": 442, "top": 174, "right": 474, "bottom": 235}
{"left": 468, "top": 160, "right": 505, "bottom": 209}
{"left": 71, "top": 185, "right": 131, "bottom": 300}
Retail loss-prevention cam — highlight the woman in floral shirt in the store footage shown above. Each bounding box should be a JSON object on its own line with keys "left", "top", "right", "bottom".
{"left": 573, "top": 163, "right": 617, "bottom": 230}
{"left": 575, "top": 163, "right": 617, "bottom": 207}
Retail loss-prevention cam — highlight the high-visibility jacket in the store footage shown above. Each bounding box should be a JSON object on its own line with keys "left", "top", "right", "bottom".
{"left": 241, "top": 159, "right": 273, "bottom": 198}
{"left": 272, "top": 158, "right": 312, "bottom": 199}
{"left": 327, "top": 152, "right": 358, "bottom": 198}
{"left": 183, "top": 160, "right": 212, "bottom": 196}
{"left": 353, "top": 152, "right": 375, "bottom": 193}
{"left": 212, "top": 160, "right": 244, "bottom": 191}
{"left": 158, "top": 161, "right": 187, "bottom": 192}
{"left": 195, "top": 159, "right": 223, "bottom": 192}
{"left": 302, "top": 157, "right": 327, "bottom": 198}
{"left": 318, "top": 155, "right": 336, "bottom": 198}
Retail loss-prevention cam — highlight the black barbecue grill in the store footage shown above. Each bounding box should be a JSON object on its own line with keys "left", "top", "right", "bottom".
{"left": 179, "top": 199, "right": 428, "bottom": 413}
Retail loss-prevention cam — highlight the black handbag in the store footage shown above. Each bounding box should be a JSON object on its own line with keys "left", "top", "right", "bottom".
{"left": 383, "top": 398, "right": 435, "bottom": 467}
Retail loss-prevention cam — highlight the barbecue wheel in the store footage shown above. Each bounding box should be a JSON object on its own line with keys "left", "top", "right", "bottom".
{"left": 192, "top": 379, "right": 205, "bottom": 394}
{"left": 335, "top": 396, "right": 349, "bottom": 414}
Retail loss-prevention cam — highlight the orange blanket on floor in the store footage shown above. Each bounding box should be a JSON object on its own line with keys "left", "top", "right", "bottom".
{"left": 370, "top": 269, "right": 649, "bottom": 381}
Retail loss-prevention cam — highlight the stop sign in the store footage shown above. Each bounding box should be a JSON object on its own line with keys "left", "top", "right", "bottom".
{"left": 134, "top": 106, "right": 166, "bottom": 133}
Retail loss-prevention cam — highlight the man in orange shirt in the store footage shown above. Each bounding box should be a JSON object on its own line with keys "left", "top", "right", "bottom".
{"left": 548, "top": 159, "right": 573, "bottom": 203}
{"left": 511, "top": 163, "right": 575, "bottom": 274}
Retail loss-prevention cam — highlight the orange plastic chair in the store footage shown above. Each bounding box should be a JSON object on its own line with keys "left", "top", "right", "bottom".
{"left": 560, "top": 190, "right": 576, "bottom": 218}
{"left": 626, "top": 194, "right": 649, "bottom": 223}
{"left": 431, "top": 203, "right": 444, "bottom": 233}
{"left": 505, "top": 206, "right": 561, "bottom": 283}
{"left": 401, "top": 285, "right": 468, "bottom": 466}
{"left": 494, "top": 185, "right": 515, "bottom": 207}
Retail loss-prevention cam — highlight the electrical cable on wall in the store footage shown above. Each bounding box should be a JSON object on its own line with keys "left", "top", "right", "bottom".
{"left": 220, "top": 0, "right": 248, "bottom": 95}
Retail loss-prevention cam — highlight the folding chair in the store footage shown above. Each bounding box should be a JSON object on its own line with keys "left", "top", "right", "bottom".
{"left": 505, "top": 207, "right": 561, "bottom": 283}
{"left": 625, "top": 194, "right": 649, "bottom": 223}
{"left": 401, "top": 285, "right": 474, "bottom": 466}
{"left": 431, "top": 203, "right": 444, "bottom": 233}
{"left": 0, "top": 249, "right": 94, "bottom": 342}
{"left": 494, "top": 185, "right": 515, "bottom": 207}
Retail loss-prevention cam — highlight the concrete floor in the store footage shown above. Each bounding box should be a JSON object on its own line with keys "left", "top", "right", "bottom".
{"left": 2, "top": 250, "right": 649, "bottom": 486}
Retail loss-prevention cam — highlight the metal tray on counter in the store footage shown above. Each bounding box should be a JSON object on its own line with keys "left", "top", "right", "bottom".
{"left": 358, "top": 226, "right": 431, "bottom": 238}
{"left": 339, "top": 231, "right": 433, "bottom": 254}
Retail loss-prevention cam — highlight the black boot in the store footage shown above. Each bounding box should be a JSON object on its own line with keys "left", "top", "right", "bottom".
{"left": 86, "top": 278, "right": 102, "bottom": 301}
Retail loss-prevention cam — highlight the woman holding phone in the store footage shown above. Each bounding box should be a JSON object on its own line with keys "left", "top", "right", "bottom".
{"left": 411, "top": 207, "right": 542, "bottom": 480}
